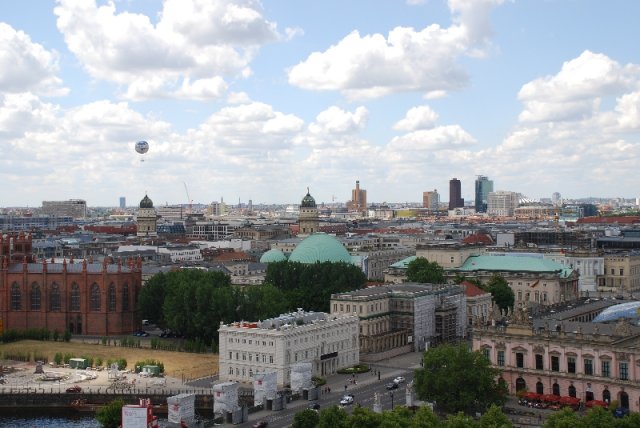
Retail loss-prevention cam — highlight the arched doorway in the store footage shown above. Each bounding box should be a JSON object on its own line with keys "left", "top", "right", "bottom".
{"left": 553, "top": 383, "right": 560, "bottom": 396}
{"left": 586, "top": 390, "right": 594, "bottom": 402}
{"left": 619, "top": 391, "right": 629, "bottom": 409}
{"left": 603, "top": 389, "right": 611, "bottom": 403}
{"left": 536, "top": 381, "right": 544, "bottom": 395}
{"left": 516, "top": 377, "right": 527, "bottom": 392}
{"left": 568, "top": 385, "right": 577, "bottom": 398}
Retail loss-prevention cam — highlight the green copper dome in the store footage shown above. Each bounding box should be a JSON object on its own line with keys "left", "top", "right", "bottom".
{"left": 301, "top": 191, "right": 316, "bottom": 208}
{"left": 289, "top": 233, "right": 352, "bottom": 264}
{"left": 260, "top": 249, "right": 288, "bottom": 263}
{"left": 139, "top": 194, "right": 154, "bottom": 209}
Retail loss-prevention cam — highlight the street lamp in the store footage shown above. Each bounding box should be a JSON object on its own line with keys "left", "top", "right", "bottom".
{"left": 389, "top": 391, "right": 394, "bottom": 410}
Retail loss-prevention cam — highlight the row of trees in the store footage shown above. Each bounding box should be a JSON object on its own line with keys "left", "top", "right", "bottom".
{"left": 292, "top": 404, "right": 512, "bottom": 428}
{"left": 293, "top": 405, "right": 640, "bottom": 428}
{"left": 137, "top": 261, "right": 366, "bottom": 344}
{"left": 406, "top": 257, "right": 515, "bottom": 311}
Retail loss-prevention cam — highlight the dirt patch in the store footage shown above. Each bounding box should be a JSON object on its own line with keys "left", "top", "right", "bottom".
{"left": 0, "top": 340, "right": 218, "bottom": 380}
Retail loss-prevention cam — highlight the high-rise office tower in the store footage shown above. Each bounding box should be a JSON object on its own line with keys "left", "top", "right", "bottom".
{"left": 349, "top": 180, "right": 367, "bottom": 213}
{"left": 423, "top": 189, "right": 440, "bottom": 210}
{"left": 448, "top": 178, "right": 464, "bottom": 210}
{"left": 474, "top": 176, "right": 494, "bottom": 213}
{"left": 119, "top": 197, "right": 126, "bottom": 209}
{"left": 552, "top": 192, "right": 562, "bottom": 206}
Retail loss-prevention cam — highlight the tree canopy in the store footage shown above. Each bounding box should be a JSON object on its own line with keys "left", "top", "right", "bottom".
{"left": 264, "top": 260, "right": 366, "bottom": 312}
{"left": 486, "top": 274, "right": 514, "bottom": 312}
{"left": 406, "top": 257, "right": 445, "bottom": 284}
{"left": 138, "top": 261, "right": 365, "bottom": 343}
{"left": 413, "top": 343, "right": 507, "bottom": 414}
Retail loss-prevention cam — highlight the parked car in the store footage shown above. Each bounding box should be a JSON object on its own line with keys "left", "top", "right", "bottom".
{"left": 340, "top": 394, "right": 355, "bottom": 405}
{"left": 252, "top": 421, "right": 268, "bottom": 428}
{"left": 66, "top": 385, "right": 82, "bottom": 393}
{"left": 307, "top": 402, "right": 320, "bottom": 410}
{"left": 386, "top": 382, "right": 398, "bottom": 390}
{"left": 614, "top": 407, "right": 630, "bottom": 418}
{"left": 393, "top": 376, "right": 405, "bottom": 384}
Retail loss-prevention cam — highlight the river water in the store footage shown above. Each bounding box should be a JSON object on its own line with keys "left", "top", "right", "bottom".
{"left": 0, "top": 416, "right": 177, "bottom": 427}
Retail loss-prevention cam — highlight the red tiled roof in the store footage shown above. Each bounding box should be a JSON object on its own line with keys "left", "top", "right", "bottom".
{"left": 462, "top": 233, "right": 493, "bottom": 245}
{"left": 461, "top": 280, "right": 488, "bottom": 297}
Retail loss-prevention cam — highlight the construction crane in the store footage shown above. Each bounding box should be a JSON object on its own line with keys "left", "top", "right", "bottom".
{"left": 183, "top": 182, "right": 193, "bottom": 215}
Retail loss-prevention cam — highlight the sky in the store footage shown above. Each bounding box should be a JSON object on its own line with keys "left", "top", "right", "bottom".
{"left": 1, "top": 0, "right": 639, "bottom": 208}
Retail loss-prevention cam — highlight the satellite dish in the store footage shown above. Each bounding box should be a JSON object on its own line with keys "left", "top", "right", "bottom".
{"left": 135, "top": 140, "right": 149, "bottom": 155}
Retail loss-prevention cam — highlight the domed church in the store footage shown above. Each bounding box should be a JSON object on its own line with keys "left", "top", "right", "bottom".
{"left": 136, "top": 194, "right": 157, "bottom": 238}
{"left": 298, "top": 188, "right": 319, "bottom": 237}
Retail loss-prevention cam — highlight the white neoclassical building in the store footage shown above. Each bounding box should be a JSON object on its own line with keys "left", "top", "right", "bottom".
{"left": 218, "top": 310, "right": 359, "bottom": 387}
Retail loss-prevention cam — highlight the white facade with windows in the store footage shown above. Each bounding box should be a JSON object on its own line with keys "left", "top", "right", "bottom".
{"left": 218, "top": 310, "right": 359, "bottom": 387}
{"left": 487, "top": 191, "right": 519, "bottom": 217}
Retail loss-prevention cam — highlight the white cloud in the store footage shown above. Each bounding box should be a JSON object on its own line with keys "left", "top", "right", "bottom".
{"left": 393, "top": 105, "right": 439, "bottom": 131}
{"left": 0, "top": 23, "right": 67, "bottom": 96}
{"left": 54, "top": 0, "right": 279, "bottom": 100}
{"left": 518, "top": 50, "right": 640, "bottom": 123}
{"left": 288, "top": 0, "right": 504, "bottom": 99}
{"left": 492, "top": 51, "right": 640, "bottom": 197}
{"left": 388, "top": 125, "right": 477, "bottom": 154}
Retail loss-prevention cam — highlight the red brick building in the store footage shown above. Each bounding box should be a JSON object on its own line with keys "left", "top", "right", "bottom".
{"left": 1, "top": 232, "right": 142, "bottom": 336}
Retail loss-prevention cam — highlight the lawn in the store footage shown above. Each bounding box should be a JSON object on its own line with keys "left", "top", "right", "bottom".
{"left": 0, "top": 340, "right": 218, "bottom": 380}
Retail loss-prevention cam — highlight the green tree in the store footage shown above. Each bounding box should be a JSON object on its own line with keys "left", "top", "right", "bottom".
{"left": 615, "top": 412, "right": 640, "bottom": 428}
{"left": 95, "top": 398, "right": 124, "bottom": 428}
{"left": 478, "top": 404, "right": 513, "bottom": 428}
{"left": 265, "top": 261, "right": 366, "bottom": 312}
{"left": 414, "top": 343, "right": 506, "bottom": 414}
{"left": 410, "top": 405, "right": 442, "bottom": 428}
{"left": 317, "top": 406, "right": 349, "bottom": 428}
{"left": 292, "top": 409, "right": 320, "bottom": 428}
{"left": 346, "top": 406, "right": 383, "bottom": 428}
{"left": 137, "top": 272, "right": 168, "bottom": 327}
{"left": 406, "top": 257, "right": 445, "bottom": 284}
{"left": 443, "top": 412, "right": 477, "bottom": 428}
{"left": 486, "top": 274, "right": 514, "bottom": 312}
{"left": 542, "top": 407, "right": 585, "bottom": 428}
{"left": 380, "top": 406, "right": 413, "bottom": 428}
{"left": 582, "top": 406, "right": 615, "bottom": 428}
{"left": 239, "top": 284, "right": 289, "bottom": 321}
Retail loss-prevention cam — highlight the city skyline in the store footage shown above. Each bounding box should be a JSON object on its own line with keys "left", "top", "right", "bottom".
{"left": 1, "top": 1, "right": 639, "bottom": 206}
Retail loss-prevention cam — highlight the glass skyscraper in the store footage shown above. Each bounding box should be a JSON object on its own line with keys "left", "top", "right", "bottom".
{"left": 474, "top": 176, "right": 493, "bottom": 213}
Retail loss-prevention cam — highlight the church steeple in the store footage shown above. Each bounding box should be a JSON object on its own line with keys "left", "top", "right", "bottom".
{"left": 298, "top": 188, "right": 319, "bottom": 237}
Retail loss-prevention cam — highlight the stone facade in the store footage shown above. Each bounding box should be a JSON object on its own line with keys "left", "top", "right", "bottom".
{"left": 218, "top": 310, "right": 359, "bottom": 387}
{"left": 473, "top": 308, "right": 640, "bottom": 411}
{"left": 331, "top": 283, "right": 466, "bottom": 360}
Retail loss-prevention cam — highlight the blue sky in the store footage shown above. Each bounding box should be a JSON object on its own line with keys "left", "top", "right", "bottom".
{"left": 1, "top": 0, "right": 639, "bottom": 207}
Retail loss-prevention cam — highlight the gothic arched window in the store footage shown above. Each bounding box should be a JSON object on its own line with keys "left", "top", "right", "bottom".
{"left": 11, "top": 282, "right": 21, "bottom": 310}
{"left": 50, "top": 283, "right": 61, "bottom": 311}
{"left": 30, "top": 282, "right": 41, "bottom": 310}
{"left": 122, "top": 284, "right": 129, "bottom": 311}
{"left": 108, "top": 284, "right": 116, "bottom": 312}
{"left": 90, "top": 283, "right": 101, "bottom": 311}
{"left": 70, "top": 283, "right": 80, "bottom": 311}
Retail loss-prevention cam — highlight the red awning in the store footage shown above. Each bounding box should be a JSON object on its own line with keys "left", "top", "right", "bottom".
{"left": 586, "top": 400, "right": 608, "bottom": 408}
{"left": 559, "top": 396, "right": 580, "bottom": 405}
{"left": 542, "top": 394, "right": 561, "bottom": 403}
{"left": 522, "top": 392, "right": 541, "bottom": 400}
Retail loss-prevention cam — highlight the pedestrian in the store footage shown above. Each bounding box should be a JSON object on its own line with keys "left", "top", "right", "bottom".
{"left": 344, "top": 384, "right": 347, "bottom": 391}
{"left": 328, "top": 387, "right": 331, "bottom": 393}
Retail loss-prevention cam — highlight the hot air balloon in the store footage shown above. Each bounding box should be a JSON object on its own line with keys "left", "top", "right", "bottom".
{"left": 135, "top": 140, "right": 149, "bottom": 154}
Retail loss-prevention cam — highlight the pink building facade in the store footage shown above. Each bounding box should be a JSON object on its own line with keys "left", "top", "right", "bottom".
{"left": 473, "top": 322, "right": 640, "bottom": 412}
